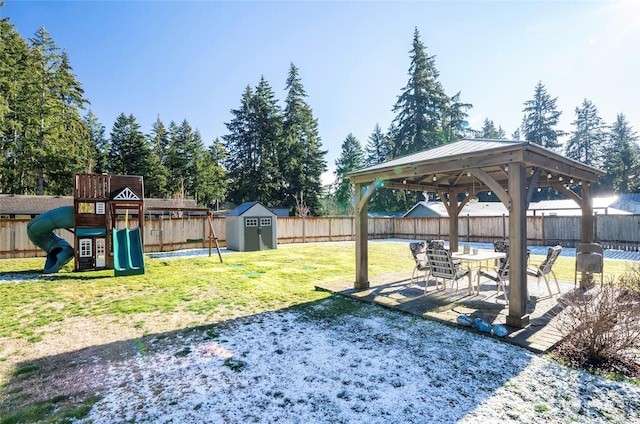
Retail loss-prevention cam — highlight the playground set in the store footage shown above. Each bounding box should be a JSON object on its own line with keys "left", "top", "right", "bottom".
{"left": 27, "top": 173, "right": 146, "bottom": 276}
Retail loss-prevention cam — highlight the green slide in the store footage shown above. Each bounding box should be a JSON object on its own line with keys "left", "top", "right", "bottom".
{"left": 112, "top": 227, "right": 145, "bottom": 276}
{"left": 27, "top": 206, "right": 75, "bottom": 273}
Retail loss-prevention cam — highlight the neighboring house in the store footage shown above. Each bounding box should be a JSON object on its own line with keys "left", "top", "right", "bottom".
{"left": 0, "top": 194, "right": 199, "bottom": 218}
{"left": 403, "top": 196, "right": 631, "bottom": 218}
{"left": 403, "top": 201, "right": 509, "bottom": 218}
{"left": 528, "top": 196, "right": 630, "bottom": 216}
{"left": 611, "top": 193, "right": 640, "bottom": 214}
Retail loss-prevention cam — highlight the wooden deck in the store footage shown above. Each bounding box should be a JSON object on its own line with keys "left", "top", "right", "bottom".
{"left": 316, "top": 271, "right": 577, "bottom": 354}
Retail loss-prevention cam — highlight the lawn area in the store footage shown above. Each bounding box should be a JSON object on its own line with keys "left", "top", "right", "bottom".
{"left": 0, "top": 241, "right": 638, "bottom": 423}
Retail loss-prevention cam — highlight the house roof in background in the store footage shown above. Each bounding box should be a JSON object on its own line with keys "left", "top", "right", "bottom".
{"left": 0, "top": 195, "right": 198, "bottom": 215}
{"left": 403, "top": 201, "right": 509, "bottom": 217}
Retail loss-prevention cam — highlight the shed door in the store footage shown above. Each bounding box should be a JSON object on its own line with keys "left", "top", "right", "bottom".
{"left": 259, "top": 217, "right": 273, "bottom": 250}
{"left": 244, "top": 217, "right": 260, "bottom": 251}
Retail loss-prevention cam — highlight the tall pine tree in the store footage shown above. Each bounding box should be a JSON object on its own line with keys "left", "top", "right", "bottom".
{"left": 521, "top": 81, "right": 565, "bottom": 150}
{"left": 282, "top": 63, "right": 327, "bottom": 215}
{"left": 601, "top": 114, "right": 640, "bottom": 193}
{"left": 108, "top": 113, "right": 152, "bottom": 177}
{"left": 565, "top": 99, "right": 606, "bottom": 168}
{"left": 333, "top": 133, "right": 365, "bottom": 214}
{"left": 390, "top": 28, "right": 449, "bottom": 156}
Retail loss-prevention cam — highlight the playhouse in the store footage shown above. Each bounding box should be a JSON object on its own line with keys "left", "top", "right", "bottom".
{"left": 27, "top": 173, "right": 146, "bottom": 275}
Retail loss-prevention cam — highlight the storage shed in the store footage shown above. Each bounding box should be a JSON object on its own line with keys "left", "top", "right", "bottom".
{"left": 226, "top": 202, "right": 277, "bottom": 252}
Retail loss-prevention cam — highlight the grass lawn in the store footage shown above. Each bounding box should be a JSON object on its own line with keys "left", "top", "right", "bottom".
{"left": 0, "top": 241, "right": 637, "bottom": 422}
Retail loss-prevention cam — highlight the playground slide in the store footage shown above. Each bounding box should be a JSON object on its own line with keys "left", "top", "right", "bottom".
{"left": 112, "top": 227, "right": 145, "bottom": 276}
{"left": 27, "top": 206, "right": 75, "bottom": 274}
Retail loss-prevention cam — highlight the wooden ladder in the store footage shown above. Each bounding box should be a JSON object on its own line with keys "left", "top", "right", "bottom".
{"left": 207, "top": 211, "right": 223, "bottom": 263}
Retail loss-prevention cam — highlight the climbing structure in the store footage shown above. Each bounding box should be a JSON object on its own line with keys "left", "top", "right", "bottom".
{"left": 73, "top": 173, "right": 145, "bottom": 275}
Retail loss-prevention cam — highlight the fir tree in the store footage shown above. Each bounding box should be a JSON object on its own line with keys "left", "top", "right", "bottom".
{"left": 390, "top": 27, "right": 449, "bottom": 156}
{"left": 477, "top": 118, "right": 506, "bottom": 139}
{"left": 223, "top": 85, "right": 257, "bottom": 205}
{"left": 565, "top": 99, "right": 606, "bottom": 168}
{"left": 333, "top": 133, "right": 365, "bottom": 214}
{"left": 282, "top": 63, "right": 327, "bottom": 215}
{"left": 521, "top": 81, "right": 565, "bottom": 150}
{"left": 108, "top": 113, "right": 152, "bottom": 177}
{"left": 85, "top": 110, "right": 107, "bottom": 173}
{"left": 601, "top": 114, "right": 640, "bottom": 193}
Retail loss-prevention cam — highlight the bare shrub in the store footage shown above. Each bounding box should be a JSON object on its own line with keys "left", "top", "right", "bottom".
{"left": 555, "top": 266, "right": 640, "bottom": 377}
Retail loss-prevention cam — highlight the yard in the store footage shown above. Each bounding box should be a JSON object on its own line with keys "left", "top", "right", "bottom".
{"left": 0, "top": 241, "right": 638, "bottom": 423}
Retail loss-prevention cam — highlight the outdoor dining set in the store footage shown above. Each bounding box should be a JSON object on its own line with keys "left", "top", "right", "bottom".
{"left": 409, "top": 239, "right": 602, "bottom": 303}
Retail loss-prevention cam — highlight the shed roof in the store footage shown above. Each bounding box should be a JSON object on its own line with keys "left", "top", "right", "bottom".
{"left": 227, "top": 202, "right": 276, "bottom": 217}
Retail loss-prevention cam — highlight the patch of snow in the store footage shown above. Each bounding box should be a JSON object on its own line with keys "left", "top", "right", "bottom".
{"left": 80, "top": 299, "right": 640, "bottom": 423}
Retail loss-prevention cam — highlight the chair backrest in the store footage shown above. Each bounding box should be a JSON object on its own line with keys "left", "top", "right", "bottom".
{"left": 427, "top": 239, "right": 445, "bottom": 250}
{"left": 493, "top": 240, "right": 509, "bottom": 269}
{"left": 409, "top": 242, "right": 426, "bottom": 260}
{"left": 576, "top": 242, "right": 603, "bottom": 273}
{"left": 539, "top": 245, "right": 562, "bottom": 275}
{"left": 426, "top": 248, "right": 458, "bottom": 279}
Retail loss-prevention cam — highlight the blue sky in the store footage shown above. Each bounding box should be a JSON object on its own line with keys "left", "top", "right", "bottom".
{"left": 3, "top": 1, "right": 639, "bottom": 183}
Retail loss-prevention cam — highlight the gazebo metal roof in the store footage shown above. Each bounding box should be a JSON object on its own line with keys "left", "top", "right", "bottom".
{"left": 346, "top": 138, "right": 604, "bottom": 329}
{"left": 349, "top": 139, "right": 603, "bottom": 196}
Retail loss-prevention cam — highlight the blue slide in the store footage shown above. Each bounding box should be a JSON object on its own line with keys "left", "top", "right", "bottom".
{"left": 112, "top": 227, "right": 145, "bottom": 276}
{"left": 27, "top": 206, "right": 75, "bottom": 273}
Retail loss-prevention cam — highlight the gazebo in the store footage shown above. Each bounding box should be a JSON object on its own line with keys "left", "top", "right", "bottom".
{"left": 347, "top": 139, "right": 605, "bottom": 328}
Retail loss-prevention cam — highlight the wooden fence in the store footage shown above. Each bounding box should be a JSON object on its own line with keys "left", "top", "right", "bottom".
{"left": 3, "top": 214, "right": 640, "bottom": 259}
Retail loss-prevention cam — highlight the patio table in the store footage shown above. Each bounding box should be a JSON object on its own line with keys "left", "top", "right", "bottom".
{"left": 452, "top": 250, "right": 506, "bottom": 295}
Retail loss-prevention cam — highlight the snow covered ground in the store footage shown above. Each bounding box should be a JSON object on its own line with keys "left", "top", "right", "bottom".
{"left": 80, "top": 298, "right": 639, "bottom": 423}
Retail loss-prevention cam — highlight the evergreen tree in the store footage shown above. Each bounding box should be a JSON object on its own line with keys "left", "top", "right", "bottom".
{"left": 282, "top": 63, "right": 327, "bottom": 215}
{"left": 477, "top": 118, "right": 506, "bottom": 139}
{"left": 165, "top": 119, "right": 203, "bottom": 198}
{"left": 251, "top": 76, "right": 284, "bottom": 206}
{"left": 601, "top": 114, "right": 640, "bottom": 193}
{"left": 441, "top": 92, "right": 472, "bottom": 143}
{"left": 30, "top": 27, "right": 90, "bottom": 194}
{"left": 364, "top": 124, "right": 391, "bottom": 166}
{"left": 146, "top": 115, "right": 169, "bottom": 197}
{"left": 390, "top": 27, "right": 449, "bottom": 156}
{"left": 565, "top": 99, "right": 606, "bottom": 168}
{"left": 521, "top": 81, "right": 565, "bottom": 150}
{"left": 223, "top": 85, "right": 257, "bottom": 205}
{"left": 0, "top": 12, "right": 37, "bottom": 193}
{"left": 511, "top": 128, "right": 521, "bottom": 140}
{"left": 195, "top": 138, "right": 228, "bottom": 209}
{"left": 108, "top": 113, "right": 152, "bottom": 177}
{"left": 333, "top": 133, "right": 365, "bottom": 214}
{"left": 364, "top": 124, "right": 410, "bottom": 213}
{"left": 85, "top": 110, "right": 108, "bottom": 173}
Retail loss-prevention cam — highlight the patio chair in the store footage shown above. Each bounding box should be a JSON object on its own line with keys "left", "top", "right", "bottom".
{"left": 478, "top": 255, "right": 510, "bottom": 304}
{"left": 527, "top": 245, "right": 562, "bottom": 297}
{"left": 574, "top": 242, "right": 604, "bottom": 288}
{"left": 425, "top": 247, "right": 471, "bottom": 296}
{"left": 409, "top": 242, "right": 429, "bottom": 284}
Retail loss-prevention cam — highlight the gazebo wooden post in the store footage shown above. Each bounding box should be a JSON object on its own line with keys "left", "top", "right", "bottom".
{"left": 579, "top": 182, "right": 595, "bottom": 289}
{"left": 507, "top": 163, "right": 530, "bottom": 328}
{"left": 355, "top": 183, "right": 375, "bottom": 289}
{"left": 447, "top": 189, "right": 460, "bottom": 252}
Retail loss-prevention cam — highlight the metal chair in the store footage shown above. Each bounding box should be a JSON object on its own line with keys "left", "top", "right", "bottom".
{"left": 425, "top": 247, "right": 471, "bottom": 296}
{"left": 574, "top": 242, "right": 604, "bottom": 288}
{"left": 409, "top": 242, "right": 429, "bottom": 284}
{"left": 478, "top": 255, "right": 510, "bottom": 304}
{"left": 527, "top": 245, "right": 563, "bottom": 297}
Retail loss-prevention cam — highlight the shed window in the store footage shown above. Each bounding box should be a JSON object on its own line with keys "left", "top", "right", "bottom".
{"left": 96, "top": 202, "right": 105, "bottom": 215}
{"left": 245, "top": 218, "right": 258, "bottom": 227}
{"left": 79, "top": 239, "right": 92, "bottom": 257}
{"left": 260, "top": 218, "right": 272, "bottom": 227}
